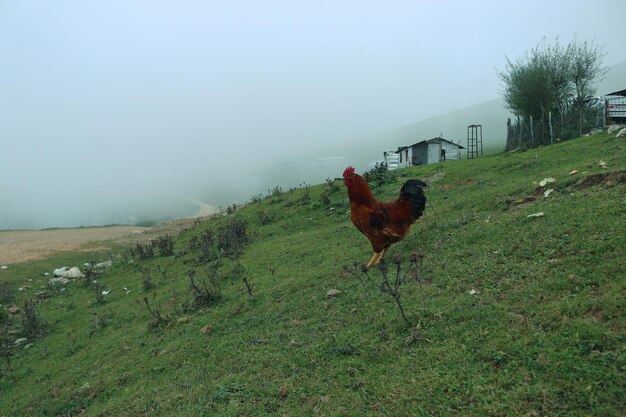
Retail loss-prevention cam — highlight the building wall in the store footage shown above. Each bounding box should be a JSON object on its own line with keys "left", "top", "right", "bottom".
{"left": 440, "top": 141, "right": 462, "bottom": 160}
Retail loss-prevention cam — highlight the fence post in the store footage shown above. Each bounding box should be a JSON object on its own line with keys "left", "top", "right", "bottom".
{"left": 549, "top": 111, "right": 554, "bottom": 145}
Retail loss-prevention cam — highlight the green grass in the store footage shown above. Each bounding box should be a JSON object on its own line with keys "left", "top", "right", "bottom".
{"left": 1, "top": 133, "right": 624, "bottom": 416}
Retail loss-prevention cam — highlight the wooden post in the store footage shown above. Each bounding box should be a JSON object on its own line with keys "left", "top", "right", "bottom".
{"left": 517, "top": 116, "right": 524, "bottom": 148}
{"left": 530, "top": 115, "right": 534, "bottom": 145}
{"left": 549, "top": 111, "right": 554, "bottom": 145}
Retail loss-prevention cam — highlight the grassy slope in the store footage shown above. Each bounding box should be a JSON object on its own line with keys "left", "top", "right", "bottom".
{"left": 1, "top": 133, "right": 624, "bottom": 417}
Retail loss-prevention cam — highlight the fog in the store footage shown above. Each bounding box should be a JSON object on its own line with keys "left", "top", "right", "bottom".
{"left": 1, "top": 0, "right": 625, "bottom": 229}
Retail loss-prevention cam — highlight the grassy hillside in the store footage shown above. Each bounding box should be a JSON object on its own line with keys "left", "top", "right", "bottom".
{"left": 1, "top": 133, "right": 624, "bottom": 416}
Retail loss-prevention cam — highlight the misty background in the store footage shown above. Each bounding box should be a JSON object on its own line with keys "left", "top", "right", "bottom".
{"left": 1, "top": 0, "right": 625, "bottom": 230}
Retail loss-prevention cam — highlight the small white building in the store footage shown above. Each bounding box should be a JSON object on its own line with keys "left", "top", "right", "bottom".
{"left": 385, "top": 137, "right": 464, "bottom": 168}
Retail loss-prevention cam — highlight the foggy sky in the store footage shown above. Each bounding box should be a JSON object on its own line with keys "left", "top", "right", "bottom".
{"left": 1, "top": 0, "right": 625, "bottom": 229}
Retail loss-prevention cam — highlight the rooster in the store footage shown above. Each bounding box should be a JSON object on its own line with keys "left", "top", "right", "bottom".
{"left": 343, "top": 166, "right": 427, "bottom": 268}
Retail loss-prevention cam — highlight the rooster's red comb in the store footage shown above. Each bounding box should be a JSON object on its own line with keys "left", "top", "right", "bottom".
{"left": 343, "top": 166, "right": 356, "bottom": 178}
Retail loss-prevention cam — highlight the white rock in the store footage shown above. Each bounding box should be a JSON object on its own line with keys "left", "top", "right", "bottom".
{"left": 607, "top": 124, "right": 623, "bottom": 134}
{"left": 62, "top": 267, "right": 83, "bottom": 278}
{"left": 539, "top": 178, "right": 556, "bottom": 187}
{"left": 95, "top": 260, "right": 112, "bottom": 269}
{"left": 469, "top": 289, "right": 478, "bottom": 295}
{"left": 616, "top": 127, "right": 626, "bottom": 138}
{"left": 0, "top": 265, "right": 7, "bottom": 270}
{"left": 14, "top": 338, "right": 27, "bottom": 345}
{"left": 544, "top": 189, "right": 554, "bottom": 197}
{"left": 527, "top": 212, "right": 545, "bottom": 218}
{"left": 49, "top": 277, "right": 70, "bottom": 285}
{"left": 53, "top": 267, "right": 68, "bottom": 277}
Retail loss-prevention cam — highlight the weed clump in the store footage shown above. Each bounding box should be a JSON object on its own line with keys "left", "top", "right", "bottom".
{"left": 93, "top": 280, "right": 106, "bottom": 304}
{"left": 153, "top": 235, "right": 175, "bottom": 257}
{"left": 325, "top": 177, "right": 340, "bottom": 193}
{"left": 22, "top": 299, "right": 43, "bottom": 339}
{"left": 131, "top": 242, "right": 154, "bottom": 260}
{"left": 249, "top": 193, "right": 263, "bottom": 204}
{"left": 89, "top": 311, "right": 112, "bottom": 336}
{"left": 363, "top": 162, "right": 393, "bottom": 189}
{"left": 269, "top": 186, "right": 283, "bottom": 198}
{"left": 199, "top": 229, "right": 216, "bottom": 261}
{"left": 141, "top": 268, "right": 154, "bottom": 292}
{"left": 187, "top": 268, "right": 222, "bottom": 308}
{"left": 143, "top": 295, "right": 171, "bottom": 330}
{"left": 346, "top": 251, "right": 426, "bottom": 329}
{"left": 217, "top": 219, "right": 249, "bottom": 259}
{"left": 257, "top": 210, "right": 275, "bottom": 225}
{"left": 82, "top": 262, "right": 99, "bottom": 287}
{"left": 0, "top": 321, "right": 15, "bottom": 379}
{"left": 0, "top": 282, "right": 15, "bottom": 304}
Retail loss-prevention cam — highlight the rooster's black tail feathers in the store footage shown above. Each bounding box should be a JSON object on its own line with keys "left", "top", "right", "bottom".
{"left": 400, "top": 179, "right": 428, "bottom": 217}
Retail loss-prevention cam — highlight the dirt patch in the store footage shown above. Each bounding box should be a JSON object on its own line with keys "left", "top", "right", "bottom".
{"left": 0, "top": 214, "right": 215, "bottom": 265}
{"left": 574, "top": 170, "right": 626, "bottom": 188}
{"left": 441, "top": 178, "right": 474, "bottom": 189}
{"left": 0, "top": 227, "right": 147, "bottom": 265}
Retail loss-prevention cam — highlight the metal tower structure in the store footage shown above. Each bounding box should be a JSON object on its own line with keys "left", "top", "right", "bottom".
{"left": 467, "top": 124, "right": 483, "bottom": 159}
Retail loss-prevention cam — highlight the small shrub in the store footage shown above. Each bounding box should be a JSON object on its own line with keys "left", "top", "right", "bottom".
{"left": 257, "top": 210, "right": 274, "bottom": 225}
{"left": 363, "top": 162, "right": 393, "bottom": 189}
{"left": 199, "top": 229, "right": 216, "bottom": 261}
{"left": 93, "top": 280, "right": 106, "bottom": 304}
{"left": 142, "top": 269, "right": 154, "bottom": 292}
{"left": 0, "top": 321, "right": 15, "bottom": 379}
{"left": 143, "top": 295, "right": 171, "bottom": 330}
{"left": 22, "top": 299, "right": 43, "bottom": 338}
{"left": 217, "top": 219, "right": 249, "bottom": 259}
{"left": 0, "top": 282, "right": 15, "bottom": 304}
{"left": 132, "top": 242, "right": 154, "bottom": 260}
{"left": 231, "top": 263, "right": 246, "bottom": 281}
{"left": 299, "top": 182, "right": 311, "bottom": 202}
{"left": 249, "top": 193, "right": 263, "bottom": 204}
{"left": 83, "top": 262, "right": 99, "bottom": 287}
{"left": 346, "top": 251, "right": 426, "bottom": 328}
{"left": 225, "top": 204, "right": 237, "bottom": 215}
{"left": 319, "top": 192, "right": 331, "bottom": 207}
{"left": 153, "top": 235, "right": 175, "bottom": 257}
{"left": 187, "top": 268, "right": 222, "bottom": 308}
{"left": 188, "top": 236, "right": 199, "bottom": 252}
{"left": 156, "top": 264, "right": 172, "bottom": 283}
{"left": 269, "top": 186, "right": 283, "bottom": 197}
{"left": 326, "top": 177, "right": 340, "bottom": 193}
{"left": 89, "top": 311, "right": 112, "bottom": 336}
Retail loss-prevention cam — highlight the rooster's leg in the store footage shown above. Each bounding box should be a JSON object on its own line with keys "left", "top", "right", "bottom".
{"left": 378, "top": 248, "right": 388, "bottom": 262}
{"left": 366, "top": 252, "right": 381, "bottom": 269}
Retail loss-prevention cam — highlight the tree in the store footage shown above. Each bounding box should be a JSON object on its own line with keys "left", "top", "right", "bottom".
{"left": 498, "top": 37, "right": 607, "bottom": 147}
{"left": 498, "top": 39, "right": 573, "bottom": 144}
{"left": 567, "top": 38, "right": 608, "bottom": 136}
